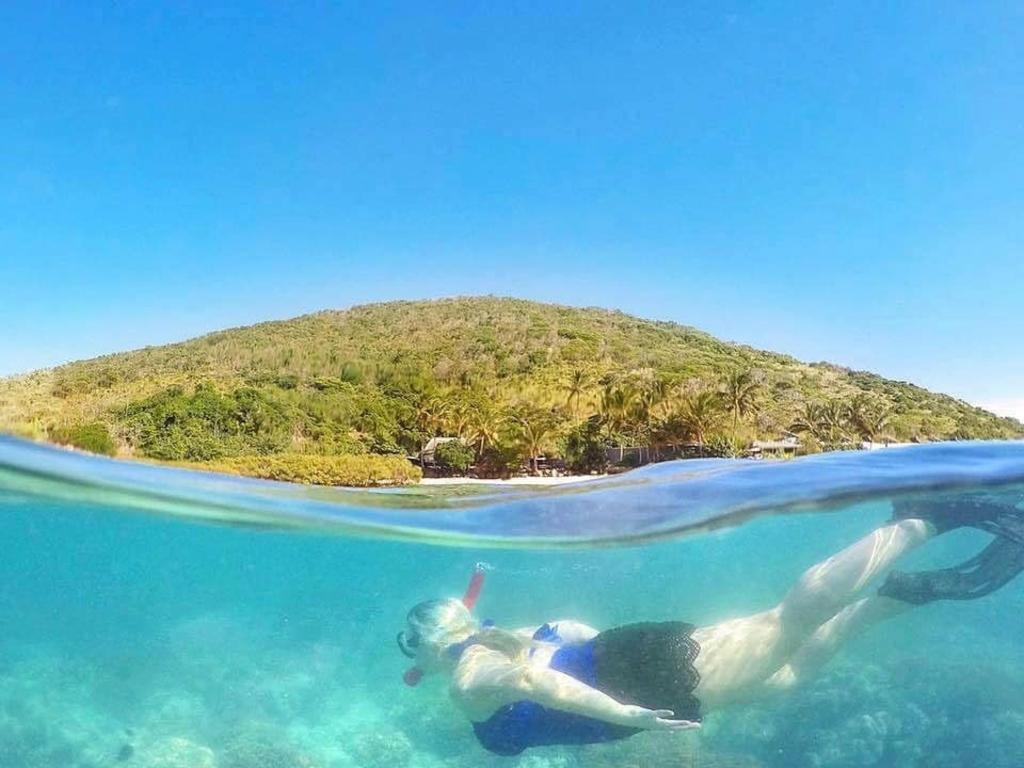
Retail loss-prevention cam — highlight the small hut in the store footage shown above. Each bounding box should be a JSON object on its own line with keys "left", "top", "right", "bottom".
{"left": 746, "top": 435, "right": 801, "bottom": 458}
{"left": 419, "top": 436, "right": 463, "bottom": 466}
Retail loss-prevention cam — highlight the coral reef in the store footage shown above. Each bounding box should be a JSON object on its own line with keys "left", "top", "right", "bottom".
{"left": 346, "top": 729, "right": 413, "bottom": 768}
{"left": 220, "top": 728, "right": 320, "bottom": 768}
{"left": 0, "top": 651, "right": 126, "bottom": 768}
{"left": 711, "top": 658, "right": 1024, "bottom": 768}
{"left": 3, "top": 615, "right": 1024, "bottom": 768}
{"left": 582, "top": 731, "right": 763, "bottom": 768}
{"left": 133, "top": 737, "right": 217, "bottom": 768}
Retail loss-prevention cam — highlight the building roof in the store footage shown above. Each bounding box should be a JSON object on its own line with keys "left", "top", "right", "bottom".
{"left": 749, "top": 436, "right": 801, "bottom": 451}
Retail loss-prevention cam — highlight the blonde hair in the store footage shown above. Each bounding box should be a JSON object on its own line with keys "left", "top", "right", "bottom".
{"left": 405, "top": 599, "right": 529, "bottom": 662}
{"left": 407, "top": 598, "right": 476, "bottom": 650}
{"left": 472, "top": 626, "right": 530, "bottom": 661}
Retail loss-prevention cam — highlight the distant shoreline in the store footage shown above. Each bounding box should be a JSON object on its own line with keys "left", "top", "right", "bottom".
{"left": 419, "top": 474, "right": 604, "bottom": 486}
{"left": 418, "top": 441, "right": 921, "bottom": 486}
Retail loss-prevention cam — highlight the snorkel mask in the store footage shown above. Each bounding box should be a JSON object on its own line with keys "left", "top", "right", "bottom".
{"left": 396, "top": 626, "right": 420, "bottom": 659}
{"left": 400, "top": 563, "right": 489, "bottom": 687}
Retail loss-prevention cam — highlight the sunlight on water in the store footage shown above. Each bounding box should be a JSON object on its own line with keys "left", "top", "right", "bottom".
{"left": 2, "top": 437, "right": 1024, "bottom": 767}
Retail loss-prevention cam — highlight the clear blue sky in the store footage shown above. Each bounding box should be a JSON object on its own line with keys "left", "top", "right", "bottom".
{"left": 1, "top": 3, "right": 1021, "bottom": 417}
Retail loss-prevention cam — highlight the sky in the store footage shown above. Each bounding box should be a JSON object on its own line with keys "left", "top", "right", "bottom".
{"left": 1, "top": 2, "right": 1021, "bottom": 419}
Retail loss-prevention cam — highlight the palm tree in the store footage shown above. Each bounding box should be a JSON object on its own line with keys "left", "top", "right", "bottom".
{"left": 722, "top": 369, "right": 762, "bottom": 436}
{"left": 411, "top": 393, "right": 449, "bottom": 457}
{"left": 820, "top": 400, "right": 852, "bottom": 445}
{"left": 678, "top": 389, "right": 724, "bottom": 455}
{"left": 862, "top": 410, "right": 892, "bottom": 443}
{"left": 626, "top": 400, "right": 650, "bottom": 464}
{"left": 599, "top": 383, "right": 636, "bottom": 461}
{"left": 791, "top": 399, "right": 852, "bottom": 447}
{"left": 563, "top": 369, "right": 589, "bottom": 422}
{"left": 790, "top": 401, "right": 825, "bottom": 441}
{"left": 652, "top": 412, "right": 691, "bottom": 457}
{"left": 466, "top": 402, "right": 505, "bottom": 457}
{"left": 510, "top": 404, "right": 562, "bottom": 474}
{"left": 849, "top": 395, "right": 892, "bottom": 443}
{"left": 632, "top": 373, "right": 670, "bottom": 462}
{"left": 446, "top": 397, "right": 474, "bottom": 439}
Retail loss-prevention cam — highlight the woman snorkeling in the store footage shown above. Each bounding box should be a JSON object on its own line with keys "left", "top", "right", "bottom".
{"left": 397, "top": 496, "right": 1024, "bottom": 756}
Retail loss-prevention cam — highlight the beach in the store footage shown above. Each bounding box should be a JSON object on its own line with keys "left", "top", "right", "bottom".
{"left": 418, "top": 474, "right": 605, "bottom": 487}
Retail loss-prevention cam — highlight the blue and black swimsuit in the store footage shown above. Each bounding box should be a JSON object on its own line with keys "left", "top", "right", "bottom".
{"left": 466, "top": 621, "right": 702, "bottom": 756}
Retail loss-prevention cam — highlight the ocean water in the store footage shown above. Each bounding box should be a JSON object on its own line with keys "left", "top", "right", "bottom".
{"left": 2, "top": 438, "right": 1024, "bottom": 768}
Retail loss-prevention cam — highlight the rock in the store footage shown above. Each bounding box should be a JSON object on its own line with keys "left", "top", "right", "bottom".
{"left": 345, "top": 728, "right": 413, "bottom": 768}
{"left": 220, "top": 729, "right": 320, "bottom": 768}
{"left": 135, "top": 736, "right": 217, "bottom": 768}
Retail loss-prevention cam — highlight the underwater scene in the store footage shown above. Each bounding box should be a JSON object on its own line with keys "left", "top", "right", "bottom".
{"left": 2, "top": 437, "right": 1024, "bottom": 768}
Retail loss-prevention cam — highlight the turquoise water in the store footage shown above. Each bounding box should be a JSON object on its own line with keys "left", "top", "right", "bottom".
{"left": 2, "top": 438, "right": 1024, "bottom": 767}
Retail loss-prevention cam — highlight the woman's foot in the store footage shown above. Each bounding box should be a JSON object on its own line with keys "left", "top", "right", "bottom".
{"left": 878, "top": 535, "right": 1024, "bottom": 604}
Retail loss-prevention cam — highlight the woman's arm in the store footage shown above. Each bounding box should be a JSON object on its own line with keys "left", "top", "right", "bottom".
{"left": 451, "top": 646, "right": 698, "bottom": 731}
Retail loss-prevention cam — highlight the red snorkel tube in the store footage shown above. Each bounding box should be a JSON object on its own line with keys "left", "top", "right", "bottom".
{"left": 404, "top": 563, "right": 489, "bottom": 687}
{"left": 461, "top": 563, "right": 487, "bottom": 611}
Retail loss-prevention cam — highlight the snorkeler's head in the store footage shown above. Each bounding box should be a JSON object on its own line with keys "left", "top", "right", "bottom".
{"left": 397, "top": 598, "right": 477, "bottom": 672}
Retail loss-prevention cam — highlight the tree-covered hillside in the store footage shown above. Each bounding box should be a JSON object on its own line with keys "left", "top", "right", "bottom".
{"left": 0, "top": 297, "right": 1019, "bottom": 482}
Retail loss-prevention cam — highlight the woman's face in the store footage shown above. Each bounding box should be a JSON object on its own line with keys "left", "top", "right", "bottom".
{"left": 400, "top": 625, "right": 457, "bottom": 674}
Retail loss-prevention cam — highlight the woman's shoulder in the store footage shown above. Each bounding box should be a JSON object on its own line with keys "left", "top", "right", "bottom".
{"left": 451, "top": 644, "right": 528, "bottom": 707}
{"left": 450, "top": 646, "right": 521, "bottom": 721}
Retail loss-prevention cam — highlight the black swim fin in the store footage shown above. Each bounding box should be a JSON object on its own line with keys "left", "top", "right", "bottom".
{"left": 879, "top": 535, "right": 1024, "bottom": 605}
{"left": 891, "top": 495, "right": 1024, "bottom": 543}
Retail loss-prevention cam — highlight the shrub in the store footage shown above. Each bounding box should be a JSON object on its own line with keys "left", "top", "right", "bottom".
{"left": 9, "top": 421, "right": 47, "bottom": 440}
{"left": 49, "top": 422, "right": 116, "bottom": 456}
{"left": 433, "top": 440, "right": 475, "bottom": 475}
{"left": 704, "top": 434, "right": 743, "bottom": 458}
{"left": 615, "top": 452, "right": 643, "bottom": 469}
{"left": 562, "top": 418, "right": 607, "bottom": 474}
{"left": 123, "top": 384, "right": 291, "bottom": 461}
{"left": 340, "top": 361, "right": 365, "bottom": 384}
{"left": 366, "top": 435, "right": 403, "bottom": 455}
{"left": 796, "top": 435, "right": 823, "bottom": 456}
{"left": 198, "top": 453, "right": 421, "bottom": 487}
{"left": 474, "top": 443, "right": 523, "bottom": 479}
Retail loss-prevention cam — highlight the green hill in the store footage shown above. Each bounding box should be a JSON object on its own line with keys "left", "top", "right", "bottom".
{"left": 1, "top": 297, "right": 1019, "bottom": 483}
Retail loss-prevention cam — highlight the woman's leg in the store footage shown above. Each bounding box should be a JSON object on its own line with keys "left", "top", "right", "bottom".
{"left": 775, "top": 518, "right": 934, "bottom": 638}
{"left": 768, "top": 530, "right": 1024, "bottom": 692}
{"left": 693, "top": 519, "right": 935, "bottom": 709}
{"left": 763, "top": 594, "right": 909, "bottom": 692}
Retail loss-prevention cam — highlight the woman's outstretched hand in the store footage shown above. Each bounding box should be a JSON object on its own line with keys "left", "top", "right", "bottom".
{"left": 623, "top": 705, "right": 701, "bottom": 731}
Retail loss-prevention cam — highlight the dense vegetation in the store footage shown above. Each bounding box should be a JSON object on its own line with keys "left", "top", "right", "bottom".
{"left": 195, "top": 454, "right": 421, "bottom": 486}
{"left": 0, "top": 297, "right": 1019, "bottom": 483}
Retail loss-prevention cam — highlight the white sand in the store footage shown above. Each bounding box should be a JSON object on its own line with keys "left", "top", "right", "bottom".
{"left": 419, "top": 474, "right": 605, "bottom": 486}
